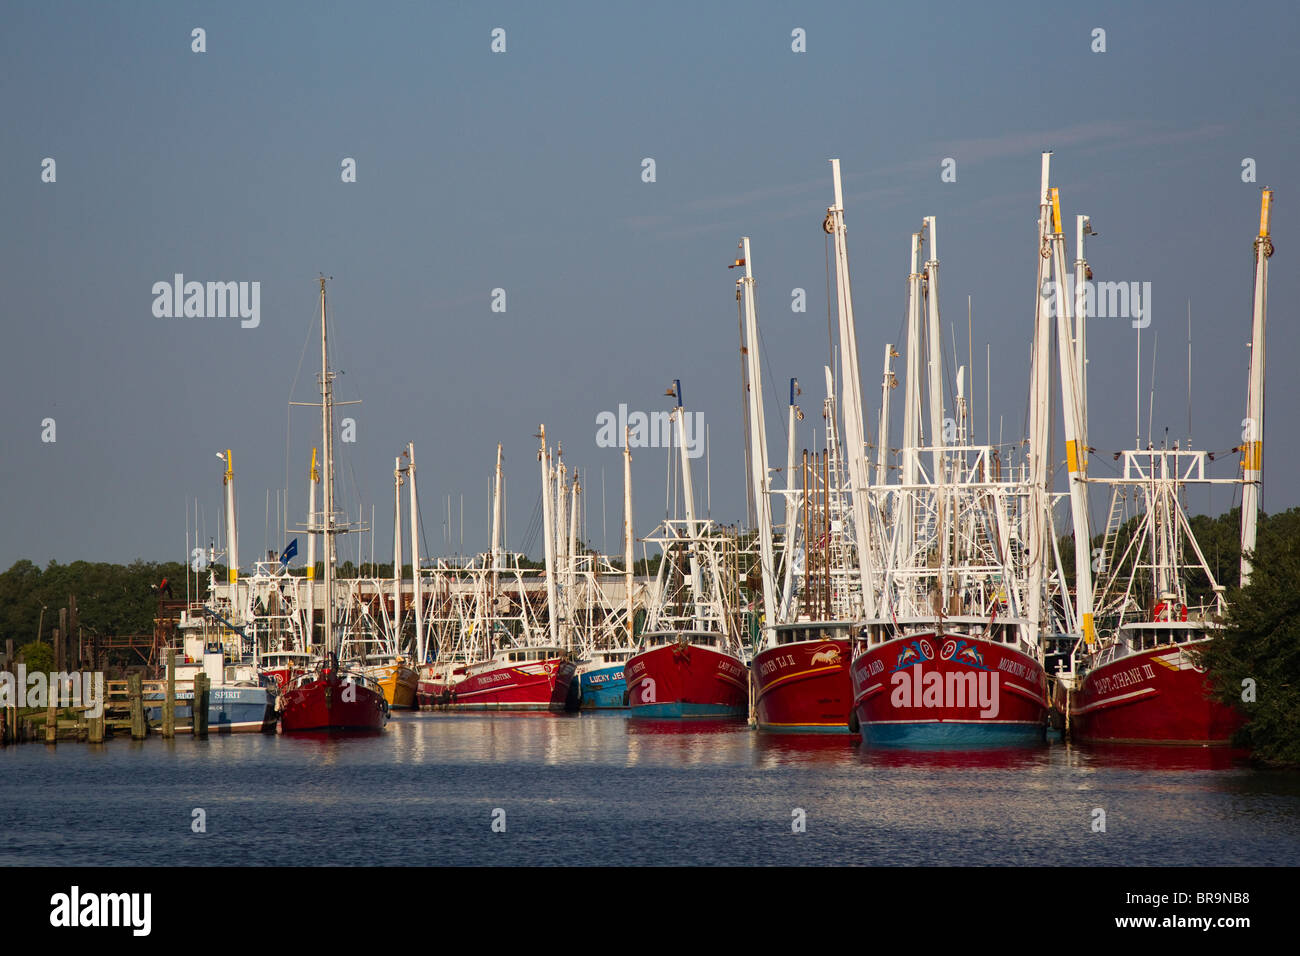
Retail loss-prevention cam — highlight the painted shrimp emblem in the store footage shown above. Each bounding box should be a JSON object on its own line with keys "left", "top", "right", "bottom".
{"left": 891, "top": 639, "right": 934, "bottom": 673}
{"left": 809, "top": 645, "right": 842, "bottom": 667}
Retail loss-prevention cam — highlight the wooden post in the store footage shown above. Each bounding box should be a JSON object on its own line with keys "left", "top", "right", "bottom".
{"left": 129, "top": 672, "right": 146, "bottom": 739}
{"left": 45, "top": 693, "right": 57, "bottom": 744}
{"left": 162, "top": 648, "right": 176, "bottom": 738}
{"left": 69, "top": 595, "right": 79, "bottom": 669}
{"left": 4, "top": 639, "right": 12, "bottom": 745}
{"left": 89, "top": 697, "right": 104, "bottom": 743}
{"left": 194, "top": 672, "right": 209, "bottom": 739}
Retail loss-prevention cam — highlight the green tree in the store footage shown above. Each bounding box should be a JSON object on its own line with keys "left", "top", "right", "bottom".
{"left": 19, "top": 640, "right": 54, "bottom": 673}
{"left": 1199, "top": 508, "right": 1300, "bottom": 768}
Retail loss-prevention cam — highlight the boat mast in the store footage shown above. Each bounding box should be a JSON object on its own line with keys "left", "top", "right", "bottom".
{"left": 623, "top": 430, "right": 635, "bottom": 645}
{"left": 305, "top": 448, "right": 318, "bottom": 649}
{"left": 318, "top": 276, "right": 335, "bottom": 657}
{"left": 898, "top": 229, "right": 924, "bottom": 578}
{"left": 923, "top": 217, "right": 950, "bottom": 604}
{"left": 827, "top": 159, "right": 878, "bottom": 618}
{"left": 407, "top": 442, "right": 423, "bottom": 662}
{"left": 1049, "top": 185, "right": 1096, "bottom": 647}
{"left": 538, "top": 428, "right": 560, "bottom": 646}
{"left": 1024, "top": 153, "right": 1056, "bottom": 642}
{"left": 779, "top": 378, "right": 802, "bottom": 620}
{"left": 567, "top": 475, "right": 580, "bottom": 655}
{"left": 877, "top": 345, "right": 897, "bottom": 487}
{"left": 670, "top": 381, "right": 708, "bottom": 629}
{"left": 490, "top": 442, "right": 504, "bottom": 653}
{"left": 738, "top": 237, "right": 778, "bottom": 645}
{"left": 222, "top": 449, "right": 239, "bottom": 620}
{"left": 1240, "top": 188, "right": 1273, "bottom": 587}
{"left": 1075, "top": 214, "right": 1095, "bottom": 449}
{"left": 392, "top": 455, "right": 404, "bottom": 642}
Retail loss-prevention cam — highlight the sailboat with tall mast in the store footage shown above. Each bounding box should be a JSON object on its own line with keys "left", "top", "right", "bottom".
{"left": 278, "top": 277, "right": 389, "bottom": 733}
{"left": 1066, "top": 190, "right": 1271, "bottom": 743}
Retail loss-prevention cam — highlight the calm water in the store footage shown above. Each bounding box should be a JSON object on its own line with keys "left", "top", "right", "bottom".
{"left": 2, "top": 711, "right": 1298, "bottom": 866}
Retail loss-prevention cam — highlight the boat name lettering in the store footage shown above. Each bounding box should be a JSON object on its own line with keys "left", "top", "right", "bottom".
{"left": 1092, "top": 663, "right": 1155, "bottom": 696}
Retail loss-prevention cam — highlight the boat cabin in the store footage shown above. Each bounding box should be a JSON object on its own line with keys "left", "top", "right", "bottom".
{"left": 773, "top": 622, "right": 853, "bottom": 645}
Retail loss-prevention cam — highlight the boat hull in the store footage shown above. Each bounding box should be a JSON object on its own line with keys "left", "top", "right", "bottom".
{"left": 1070, "top": 642, "right": 1245, "bottom": 744}
{"left": 578, "top": 664, "right": 628, "bottom": 709}
{"left": 450, "top": 657, "right": 575, "bottom": 711}
{"left": 279, "top": 672, "right": 388, "bottom": 732}
{"left": 146, "top": 685, "right": 276, "bottom": 734}
{"left": 625, "top": 643, "right": 748, "bottom": 719}
{"left": 368, "top": 662, "right": 419, "bottom": 710}
{"left": 850, "top": 634, "right": 1048, "bottom": 747}
{"left": 752, "top": 638, "right": 853, "bottom": 733}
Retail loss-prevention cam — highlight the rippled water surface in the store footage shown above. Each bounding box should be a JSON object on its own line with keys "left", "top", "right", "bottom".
{"left": 3, "top": 712, "right": 1297, "bottom": 865}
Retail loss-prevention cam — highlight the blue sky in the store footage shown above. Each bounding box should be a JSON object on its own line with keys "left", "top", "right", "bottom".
{"left": 2, "top": 0, "right": 1297, "bottom": 566}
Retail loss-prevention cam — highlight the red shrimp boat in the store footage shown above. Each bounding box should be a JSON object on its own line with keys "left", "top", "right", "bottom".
{"left": 278, "top": 653, "right": 389, "bottom": 732}
{"left": 851, "top": 620, "right": 1049, "bottom": 746}
{"left": 448, "top": 646, "right": 576, "bottom": 711}
{"left": 1070, "top": 619, "right": 1243, "bottom": 744}
{"left": 751, "top": 622, "right": 854, "bottom": 733}
{"left": 625, "top": 631, "right": 748, "bottom": 719}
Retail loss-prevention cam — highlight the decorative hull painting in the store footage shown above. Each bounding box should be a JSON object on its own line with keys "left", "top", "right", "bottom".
{"left": 752, "top": 639, "right": 853, "bottom": 733}
{"left": 625, "top": 643, "right": 748, "bottom": 719}
{"left": 1071, "top": 642, "right": 1244, "bottom": 744}
{"left": 851, "top": 634, "right": 1048, "bottom": 746}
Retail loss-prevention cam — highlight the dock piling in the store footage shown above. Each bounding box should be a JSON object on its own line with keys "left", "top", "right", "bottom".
{"left": 163, "top": 649, "right": 176, "bottom": 739}
{"left": 129, "top": 672, "right": 146, "bottom": 739}
{"left": 194, "top": 672, "right": 209, "bottom": 739}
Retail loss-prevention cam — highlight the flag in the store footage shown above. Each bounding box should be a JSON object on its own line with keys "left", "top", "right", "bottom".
{"left": 279, "top": 538, "right": 298, "bottom": 567}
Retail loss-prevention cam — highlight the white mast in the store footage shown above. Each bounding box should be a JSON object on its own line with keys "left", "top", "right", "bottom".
{"left": 779, "top": 378, "right": 802, "bottom": 619}
{"left": 739, "top": 237, "right": 778, "bottom": 644}
{"left": 1075, "top": 214, "right": 1095, "bottom": 448}
{"left": 672, "top": 381, "right": 707, "bottom": 628}
{"left": 878, "top": 345, "right": 899, "bottom": 486}
{"left": 539, "top": 428, "right": 560, "bottom": 646}
{"left": 305, "top": 447, "right": 318, "bottom": 648}
{"left": 899, "top": 230, "right": 924, "bottom": 573}
{"left": 877, "top": 345, "right": 897, "bottom": 485}
{"left": 407, "top": 442, "right": 423, "bottom": 663}
{"left": 318, "top": 277, "right": 335, "bottom": 657}
{"left": 623, "top": 430, "right": 635, "bottom": 645}
{"left": 1240, "top": 188, "right": 1273, "bottom": 587}
{"left": 923, "top": 217, "right": 946, "bottom": 482}
{"left": 1024, "top": 153, "right": 1056, "bottom": 641}
{"left": 1049, "top": 186, "right": 1096, "bottom": 647}
{"left": 827, "top": 159, "right": 877, "bottom": 617}
{"left": 392, "top": 455, "right": 404, "bottom": 640}
{"left": 222, "top": 449, "right": 239, "bottom": 601}
{"left": 568, "top": 475, "right": 580, "bottom": 654}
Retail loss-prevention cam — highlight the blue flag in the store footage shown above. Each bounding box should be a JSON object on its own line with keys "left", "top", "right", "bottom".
{"left": 279, "top": 538, "right": 298, "bottom": 567}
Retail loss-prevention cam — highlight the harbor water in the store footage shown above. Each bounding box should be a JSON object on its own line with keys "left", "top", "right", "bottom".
{"left": 2, "top": 711, "right": 1297, "bottom": 866}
